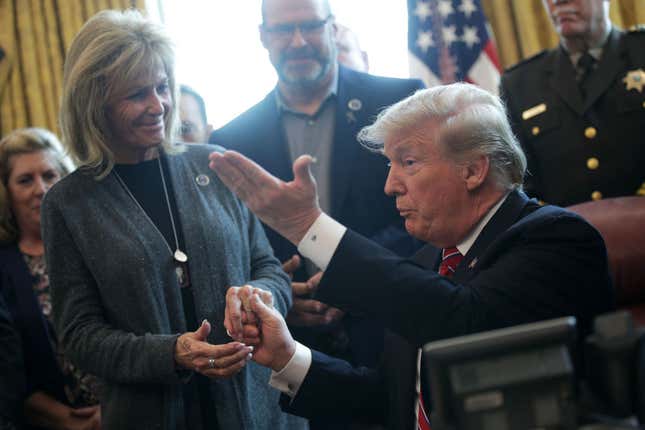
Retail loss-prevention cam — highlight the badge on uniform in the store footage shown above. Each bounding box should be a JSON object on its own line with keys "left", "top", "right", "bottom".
{"left": 623, "top": 69, "right": 645, "bottom": 93}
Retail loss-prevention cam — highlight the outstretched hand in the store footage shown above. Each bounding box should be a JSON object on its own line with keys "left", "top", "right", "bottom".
{"left": 175, "top": 320, "right": 253, "bottom": 379}
{"left": 209, "top": 150, "right": 323, "bottom": 245}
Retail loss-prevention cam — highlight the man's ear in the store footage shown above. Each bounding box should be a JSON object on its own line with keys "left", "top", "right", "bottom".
{"left": 462, "top": 155, "right": 490, "bottom": 191}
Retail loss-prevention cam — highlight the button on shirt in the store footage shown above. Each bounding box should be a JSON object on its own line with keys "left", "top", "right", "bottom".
{"left": 270, "top": 193, "right": 510, "bottom": 398}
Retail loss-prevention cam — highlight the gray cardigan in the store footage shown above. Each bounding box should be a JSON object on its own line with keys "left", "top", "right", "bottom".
{"left": 42, "top": 144, "right": 307, "bottom": 430}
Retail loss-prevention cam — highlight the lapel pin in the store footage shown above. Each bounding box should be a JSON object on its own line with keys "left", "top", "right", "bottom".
{"left": 346, "top": 111, "right": 356, "bottom": 124}
{"left": 348, "top": 98, "right": 362, "bottom": 111}
{"left": 468, "top": 258, "right": 478, "bottom": 270}
{"left": 195, "top": 174, "right": 210, "bottom": 186}
{"left": 623, "top": 69, "right": 645, "bottom": 93}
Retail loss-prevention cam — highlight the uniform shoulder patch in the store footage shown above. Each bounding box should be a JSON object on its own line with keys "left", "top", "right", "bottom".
{"left": 503, "top": 49, "right": 549, "bottom": 73}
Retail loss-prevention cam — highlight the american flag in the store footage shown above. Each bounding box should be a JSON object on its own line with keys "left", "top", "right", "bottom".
{"left": 408, "top": 0, "right": 501, "bottom": 94}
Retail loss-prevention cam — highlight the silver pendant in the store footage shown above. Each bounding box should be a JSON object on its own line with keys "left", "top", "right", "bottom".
{"left": 174, "top": 249, "right": 188, "bottom": 263}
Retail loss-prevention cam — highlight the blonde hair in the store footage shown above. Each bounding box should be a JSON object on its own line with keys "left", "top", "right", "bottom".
{"left": 59, "top": 9, "right": 180, "bottom": 179}
{"left": 358, "top": 83, "right": 527, "bottom": 190}
{"left": 0, "top": 128, "right": 71, "bottom": 243}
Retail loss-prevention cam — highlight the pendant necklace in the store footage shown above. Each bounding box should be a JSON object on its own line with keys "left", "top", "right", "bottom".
{"left": 113, "top": 156, "right": 190, "bottom": 287}
{"left": 156, "top": 156, "right": 187, "bottom": 264}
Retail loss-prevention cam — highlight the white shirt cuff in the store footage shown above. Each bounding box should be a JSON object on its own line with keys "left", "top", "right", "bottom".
{"left": 269, "top": 341, "right": 312, "bottom": 398}
{"left": 297, "top": 213, "right": 347, "bottom": 271}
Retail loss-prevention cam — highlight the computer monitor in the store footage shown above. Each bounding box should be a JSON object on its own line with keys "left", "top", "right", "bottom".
{"left": 423, "top": 317, "right": 578, "bottom": 430}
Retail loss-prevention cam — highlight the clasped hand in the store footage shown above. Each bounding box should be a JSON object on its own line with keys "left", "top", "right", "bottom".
{"left": 224, "top": 285, "right": 297, "bottom": 372}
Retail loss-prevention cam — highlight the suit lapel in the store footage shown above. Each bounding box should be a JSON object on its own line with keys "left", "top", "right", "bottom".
{"left": 583, "top": 29, "right": 624, "bottom": 111}
{"left": 549, "top": 47, "right": 585, "bottom": 115}
{"left": 453, "top": 190, "right": 530, "bottom": 282}
{"left": 329, "top": 67, "right": 367, "bottom": 216}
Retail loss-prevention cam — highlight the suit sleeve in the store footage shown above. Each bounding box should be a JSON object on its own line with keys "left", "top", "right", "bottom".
{"left": 42, "top": 194, "right": 183, "bottom": 385}
{"left": 316, "top": 213, "right": 612, "bottom": 346}
{"left": 280, "top": 350, "right": 387, "bottom": 424}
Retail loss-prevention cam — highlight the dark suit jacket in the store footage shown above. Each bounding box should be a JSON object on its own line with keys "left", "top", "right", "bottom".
{"left": 210, "top": 66, "right": 424, "bottom": 265}
{"left": 500, "top": 28, "right": 645, "bottom": 206}
{"left": 282, "top": 190, "right": 614, "bottom": 429}
{"left": 0, "top": 244, "right": 66, "bottom": 410}
{"left": 211, "top": 66, "right": 424, "bottom": 365}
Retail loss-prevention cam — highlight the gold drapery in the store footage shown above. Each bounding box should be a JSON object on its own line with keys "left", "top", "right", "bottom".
{"left": 0, "top": 0, "right": 146, "bottom": 137}
{"left": 482, "top": 0, "right": 645, "bottom": 69}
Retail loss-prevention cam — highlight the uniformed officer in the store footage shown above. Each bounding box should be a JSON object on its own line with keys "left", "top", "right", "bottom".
{"left": 500, "top": 0, "right": 645, "bottom": 206}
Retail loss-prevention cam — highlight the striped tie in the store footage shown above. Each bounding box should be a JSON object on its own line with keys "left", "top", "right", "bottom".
{"left": 419, "top": 247, "right": 464, "bottom": 429}
{"left": 438, "top": 247, "right": 464, "bottom": 277}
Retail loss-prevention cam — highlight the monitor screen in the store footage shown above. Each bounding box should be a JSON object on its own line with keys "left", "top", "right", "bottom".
{"left": 423, "top": 316, "right": 578, "bottom": 430}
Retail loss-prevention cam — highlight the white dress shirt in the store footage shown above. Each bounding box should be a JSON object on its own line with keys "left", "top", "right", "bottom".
{"left": 270, "top": 193, "right": 509, "bottom": 398}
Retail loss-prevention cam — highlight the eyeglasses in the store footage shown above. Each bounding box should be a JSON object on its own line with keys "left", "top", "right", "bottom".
{"left": 262, "top": 15, "right": 333, "bottom": 41}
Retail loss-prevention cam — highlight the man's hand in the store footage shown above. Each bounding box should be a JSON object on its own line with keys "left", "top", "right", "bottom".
{"left": 175, "top": 320, "right": 252, "bottom": 379}
{"left": 209, "top": 150, "right": 322, "bottom": 244}
{"left": 248, "top": 294, "right": 297, "bottom": 371}
{"left": 287, "top": 270, "right": 345, "bottom": 327}
{"left": 225, "top": 285, "right": 273, "bottom": 343}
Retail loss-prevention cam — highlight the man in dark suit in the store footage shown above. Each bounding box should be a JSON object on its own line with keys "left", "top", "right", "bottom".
{"left": 210, "top": 83, "right": 614, "bottom": 429}
{"left": 500, "top": 0, "right": 645, "bottom": 207}
{"left": 209, "top": 0, "right": 423, "bottom": 369}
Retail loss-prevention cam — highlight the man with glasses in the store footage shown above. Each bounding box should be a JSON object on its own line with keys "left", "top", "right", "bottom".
{"left": 210, "top": 0, "right": 423, "bottom": 426}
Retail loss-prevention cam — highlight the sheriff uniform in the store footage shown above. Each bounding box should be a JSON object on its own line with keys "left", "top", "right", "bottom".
{"left": 500, "top": 27, "right": 645, "bottom": 206}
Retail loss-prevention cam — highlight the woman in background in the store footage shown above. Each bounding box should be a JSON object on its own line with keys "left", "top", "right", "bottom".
{"left": 42, "top": 9, "right": 306, "bottom": 430}
{"left": 0, "top": 128, "right": 100, "bottom": 430}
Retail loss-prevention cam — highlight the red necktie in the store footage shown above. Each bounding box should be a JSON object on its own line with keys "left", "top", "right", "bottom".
{"left": 438, "top": 247, "right": 463, "bottom": 277}
{"left": 418, "top": 247, "right": 464, "bottom": 429}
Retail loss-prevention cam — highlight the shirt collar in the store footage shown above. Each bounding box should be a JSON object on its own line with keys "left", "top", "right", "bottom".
{"left": 274, "top": 65, "right": 339, "bottom": 116}
{"left": 456, "top": 192, "right": 510, "bottom": 256}
{"left": 566, "top": 25, "right": 613, "bottom": 65}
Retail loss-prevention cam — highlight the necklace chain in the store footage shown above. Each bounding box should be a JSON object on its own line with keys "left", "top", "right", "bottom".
{"left": 156, "top": 156, "right": 181, "bottom": 256}
{"left": 112, "top": 156, "right": 187, "bottom": 263}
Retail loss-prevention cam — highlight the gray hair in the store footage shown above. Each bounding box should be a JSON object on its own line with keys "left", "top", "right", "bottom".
{"left": 358, "top": 83, "right": 526, "bottom": 190}
{"left": 59, "top": 9, "right": 180, "bottom": 179}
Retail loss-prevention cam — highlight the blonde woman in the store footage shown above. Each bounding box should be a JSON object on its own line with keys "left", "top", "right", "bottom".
{"left": 42, "top": 10, "right": 306, "bottom": 430}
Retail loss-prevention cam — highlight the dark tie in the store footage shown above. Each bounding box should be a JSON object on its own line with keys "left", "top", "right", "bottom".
{"left": 418, "top": 247, "right": 465, "bottom": 429}
{"left": 577, "top": 51, "right": 596, "bottom": 98}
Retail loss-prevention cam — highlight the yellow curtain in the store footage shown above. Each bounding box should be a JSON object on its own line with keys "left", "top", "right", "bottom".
{"left": 0, "top": 0, "right": 147, "bottom": 137}
{"left": 483, "top": 0, "right": 645, "bottom": 70}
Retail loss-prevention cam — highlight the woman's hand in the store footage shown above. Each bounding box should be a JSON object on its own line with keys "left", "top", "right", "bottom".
{"left": 24, "top": 392, "right": 101, "bottom": 430}
{"left": 175, "top": 320, "right": 253, "bottom": 379}
{"left": 69, "top": 405, "right": 101, "bottom": 430}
